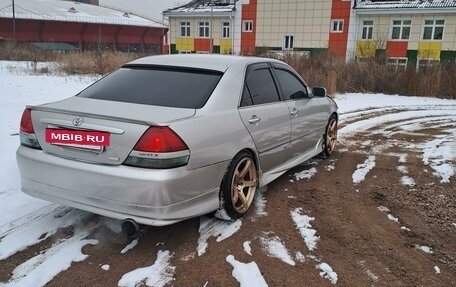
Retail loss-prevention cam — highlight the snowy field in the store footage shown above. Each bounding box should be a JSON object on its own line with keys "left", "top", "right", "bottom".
{"left": 0, "top": 61, "right": 455, "bottom": 286}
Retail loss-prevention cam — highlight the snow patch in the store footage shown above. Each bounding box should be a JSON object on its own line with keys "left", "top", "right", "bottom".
{"left": 377, "top": 206, "right": 390, "bottom": 212}
{"left": 339, "top": 109, "right": 456, "bottom": 139}
{"left": 401, "top": 176, "right": 416, "bottom": 186}
{"left": 180, "top": 252, "right": 195, "bottom": 262}
{"left": 101, "top": 264, "right": 110, "bottom": 271}
{"left": 294, "top": 167, "right": 317, "bottom": 181}
{"left": 325, "top": 164, "right": 336, "bottom": 171}
{"left": 197, "top": 216, "right": 242, "bottom": 256}
{"left": 417, "top": 245, "right": 433, "bottom": 254}
{"left": 401, "top": 226, "right": 411, "bottom": 232}
{"left": 1, "top": 232, "right": 98, "bottom": 287}
{"left": 120, "top": 238, "right": 139, "bottom": 254}
{"left": 397, "top": 165, "right": 409, "bottom": 174}
{"left": 316, "top": 263, "right": 338, "bottom": 284}
{"left": 434, "top": 265, "right": 441, "bottom": 274}
{"left": 387, "top": 214, "right": 399, "bottom": 223}
{"left": 254, "top": 187, "right": 268, "bottom": 217}
{"left": 290, "top": 208, "right": 319, "bottom": 251}
{"left": 118, "top": 250, "right": 175, "bottom": 287}
{"left": 421, "top": 132, "right": 456, "bottom": 183}
{"left": 259, "top": 233, "right": 295, "bottom": 266}
{"left": 295, "top": 251, "right": 306, "bottom": 263}
{"left": 352, "top": 156, "right": 376, "bottom": 184}
{"left": 0, "top": 207, "right": 90, "bottom": 260}
{"left": 226, "top": 255, "right": 268, "bottom": 287}
{"left": 243, "top": 241, "right": 252, "bottom": 256}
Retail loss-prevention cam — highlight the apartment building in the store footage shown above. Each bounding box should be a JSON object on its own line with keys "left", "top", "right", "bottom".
{"left": 164, "top": 0, "right": 456, "bottom": 68}
{"left": 354, "top": 0, "right": 456, "bottom": 68}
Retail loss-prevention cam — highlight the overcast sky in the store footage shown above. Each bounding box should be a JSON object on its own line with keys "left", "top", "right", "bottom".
{"left": 99, "top": 0, "right": 188, "bottom": 21}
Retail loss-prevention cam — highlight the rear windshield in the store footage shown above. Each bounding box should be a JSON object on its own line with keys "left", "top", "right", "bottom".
{"left": 77, "top": 66, "right": 223, "bottom": 109}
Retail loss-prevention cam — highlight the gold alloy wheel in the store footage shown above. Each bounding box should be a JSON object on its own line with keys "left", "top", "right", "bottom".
{"left": 230, "top": 157, "right": 257, "bottom": 214}
{"left": 326, "top": 118, "right": 337, "bottom": 152}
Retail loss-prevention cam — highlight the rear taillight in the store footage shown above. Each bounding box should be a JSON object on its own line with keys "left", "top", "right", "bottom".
{"left": 19, "top": 108, "right": 41, "bottom": 149}
{"left": 123, "top": 126, "right": 190, "bottom": 169}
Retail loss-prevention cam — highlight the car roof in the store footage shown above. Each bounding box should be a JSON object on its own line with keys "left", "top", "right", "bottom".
{"left": 127, "top": 54, "right": 284, "bottom": 72}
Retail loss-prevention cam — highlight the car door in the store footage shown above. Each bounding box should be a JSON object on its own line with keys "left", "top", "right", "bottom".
{"left": 238, "top": 63, "right": 291, "bottom": 173}
{"left": 272, "top": 65, "right": 325, "bottom": 159}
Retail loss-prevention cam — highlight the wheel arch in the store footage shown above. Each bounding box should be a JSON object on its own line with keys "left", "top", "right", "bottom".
{"left": 239, "top": 148, "right": 260, "bottom": 174}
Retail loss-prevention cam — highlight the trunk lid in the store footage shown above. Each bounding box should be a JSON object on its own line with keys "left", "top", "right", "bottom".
{"left": 30, "top": 97, "right": 195, "bottom": 165}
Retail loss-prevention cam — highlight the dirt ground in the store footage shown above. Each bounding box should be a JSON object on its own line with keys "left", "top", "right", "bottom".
{"left": 1, "top": 110, "right": 455, "bottom": 287}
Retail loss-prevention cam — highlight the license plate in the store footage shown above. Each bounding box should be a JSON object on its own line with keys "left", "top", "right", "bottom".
{"left": 45, "top": 128, "right": 110, "bottom": 147}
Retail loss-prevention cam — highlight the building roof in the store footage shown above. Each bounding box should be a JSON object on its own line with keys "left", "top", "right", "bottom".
{"left": 163, "top": 0, "right": 235, "bottom": 16}
{"left": 0, "top": 0, "right": 165, "bottom": 27}
{"left": 355, "top": 0, "right": 456, "bottom": 9}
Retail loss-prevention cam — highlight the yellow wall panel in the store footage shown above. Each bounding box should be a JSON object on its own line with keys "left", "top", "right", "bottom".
{"left": 418, "top": 42, "right": 442, "bottom": 59}
{"left": 356, "top": 41, "right": 377, "bottom": 58}
{"left": 220, "top": 39, "right": 232, "bottom": 54}
{"left": 176, "top": 38, "right": 194, "bottom": 52}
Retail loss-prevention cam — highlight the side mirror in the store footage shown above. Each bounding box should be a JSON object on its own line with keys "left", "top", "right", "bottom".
{"left": 312, "top": 87, "right": 327, "bottom": 97}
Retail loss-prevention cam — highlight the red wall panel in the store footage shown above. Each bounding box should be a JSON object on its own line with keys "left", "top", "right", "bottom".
{"left": 328, "top": 0, "right": 351, "bottom": 57}
{"left": 42, "top": 22, "right": 81, "bottom": 42}
{"left": 194, "top": 38, "right": 211, "bottom": 52}
{"left": 0, "top": 18, "right": 166, "bottom": 52}
{"left": 241, "top": 0, "right": 257, "bottom": 55}
{"left": 386, "top": 41, "right": 408, "bottom": 58}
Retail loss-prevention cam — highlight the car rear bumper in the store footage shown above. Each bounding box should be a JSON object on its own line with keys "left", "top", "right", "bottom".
{"left": 17, "top": 146, "right": 228, "bottom": 226}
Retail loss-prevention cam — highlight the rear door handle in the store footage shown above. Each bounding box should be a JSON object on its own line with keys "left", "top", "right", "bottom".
{"left": 248, "top": 115, "right": 261, "bottom": 125}
{"left": 290, "top": 108, "right": 299, "bottom": 116}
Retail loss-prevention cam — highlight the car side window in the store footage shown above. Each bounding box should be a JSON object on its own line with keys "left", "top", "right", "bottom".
{"left": 245, "top": 68, "right": 280, "bottom": 105}
{"left": 274, "top": 69, "right": 308, "bottom": 100}
{"left": 240, "top": 85, "right": 253, "bottom": 107}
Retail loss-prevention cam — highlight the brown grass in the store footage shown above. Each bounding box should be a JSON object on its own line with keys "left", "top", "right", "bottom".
{"left": 1, "top": 41, "right": 455, "bottom": 98}
{"left": 0, "top": 41, "right": 136, "bottom": 75}
{"left": 278, "top": 52, "right": 456, "bottom": 99}
{"left": 56, "top": 51, "right": 136, "bottom": 75}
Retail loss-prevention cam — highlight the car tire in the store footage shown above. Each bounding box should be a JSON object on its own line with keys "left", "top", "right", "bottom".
{"left": 216, "top": 151, "right": 258, "bottom": 220}
{"left": 320, "top": 114, "right": 338, "bottom": 158}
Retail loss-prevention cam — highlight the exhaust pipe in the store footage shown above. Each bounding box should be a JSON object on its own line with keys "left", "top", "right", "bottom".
{"left": 121, "top": 218, "right": 140, "bottom": 236}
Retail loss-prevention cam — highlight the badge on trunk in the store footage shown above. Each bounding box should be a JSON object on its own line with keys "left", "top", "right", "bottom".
{"left": 72, "top": 117, "right": 84, "bottom": 127}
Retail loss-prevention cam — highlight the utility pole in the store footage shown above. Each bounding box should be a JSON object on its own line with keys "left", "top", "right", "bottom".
{"left": 12, "top": 0, "right": 16, "bottom": 40}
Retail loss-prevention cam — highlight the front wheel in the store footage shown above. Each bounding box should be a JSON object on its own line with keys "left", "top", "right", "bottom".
{"left": 321, "top": 114, "right": 338, "bottom": 158}
{"left": 216, "top": 151, "right": 258, "bottom": 220}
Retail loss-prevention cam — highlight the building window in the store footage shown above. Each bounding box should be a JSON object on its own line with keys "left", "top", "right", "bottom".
{"left": 180, "top": 22, "right": 191, "bottom": 37}
{"left": 387, "top": 57, "right": 408, "bottom": 71}
{"left": 423, "top": 20, "right": 445, "bottom": 40}
{"left": 283, "top": 35, "right": 294, "bottom": 50}
{"left": 391, "top": 20, "right": 411, "bottom": 40}
{"left": 361, "top": 20, "right": 374, "bottom": 40}
{"left": 417, "top": 58, "right": 440, "bottom": 70}
{"left": 198, "top": 21, "right": 210, "bottom": 38}
{"left": 243, "top": 20, "right": 253, "bottom": 32}
{"left": 222, "top": 22, "right": 230, "bottom": 38}
{"left": 331, "top": 20, "right": 344, "bottom": 33}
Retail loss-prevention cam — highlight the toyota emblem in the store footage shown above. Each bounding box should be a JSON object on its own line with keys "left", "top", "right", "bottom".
{"left": 72, "top": 117, "right": 84, "bottom": 127}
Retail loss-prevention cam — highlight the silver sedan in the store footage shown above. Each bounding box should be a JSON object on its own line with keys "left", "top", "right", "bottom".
{"left": 17, "top": 54, "right": 338, "bottom": 226}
